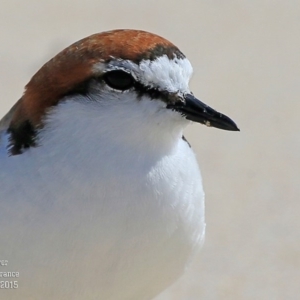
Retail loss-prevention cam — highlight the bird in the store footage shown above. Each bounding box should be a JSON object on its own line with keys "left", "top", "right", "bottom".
{"left": 0, "top": 29, "right": 239, "bottom": 300}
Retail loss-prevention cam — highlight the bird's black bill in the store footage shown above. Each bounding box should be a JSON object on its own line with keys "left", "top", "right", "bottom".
{"left": 167, "top": 94, "right": 239, "bottom": 131}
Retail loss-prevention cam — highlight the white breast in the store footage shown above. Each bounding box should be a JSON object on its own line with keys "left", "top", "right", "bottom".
{"left": 0, "top": 95, "right": 205, "bottom": 300}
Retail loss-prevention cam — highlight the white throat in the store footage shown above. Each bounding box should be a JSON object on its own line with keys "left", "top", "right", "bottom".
{"left": 37, "top": 92, "right": 189, "bottom": 163}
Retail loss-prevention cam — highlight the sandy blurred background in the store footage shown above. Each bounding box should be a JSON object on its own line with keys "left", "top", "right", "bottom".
{"left": 0, "top": 1, "right": 299, "bottom": 299}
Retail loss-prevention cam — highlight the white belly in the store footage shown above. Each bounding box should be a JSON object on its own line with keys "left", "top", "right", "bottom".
{"left": 0, "top": 139, "right": 205, "bottom": 300}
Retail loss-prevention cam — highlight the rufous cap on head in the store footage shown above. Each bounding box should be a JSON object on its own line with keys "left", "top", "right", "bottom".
{"left": 10, "top": 30, "right": 184, "bottom": 129}
{"left": 4, "top": 29, "right": 185, "bottom": 155}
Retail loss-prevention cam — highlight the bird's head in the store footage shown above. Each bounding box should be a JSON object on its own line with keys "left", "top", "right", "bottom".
{"left": 4, "top": 29, "right": 239, "bottom": 155}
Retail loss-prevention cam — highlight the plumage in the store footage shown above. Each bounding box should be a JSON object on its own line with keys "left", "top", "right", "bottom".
{"left": 0, "top": 29, "right": 238, "bottom": 300}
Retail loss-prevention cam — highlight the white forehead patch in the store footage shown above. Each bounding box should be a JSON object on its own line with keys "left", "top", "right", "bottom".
{"left": 138, "top": 56, "right": 193, "bottom": 94}
{"left": 93, "top": 55, "right": 193, "bottom": 94}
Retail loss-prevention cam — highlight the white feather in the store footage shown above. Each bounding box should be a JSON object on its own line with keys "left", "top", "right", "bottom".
{"left": 94, "top": 55, "right": 193, "bottom": 94}
{"left": 0, "top": 58, "right": 204, "bottom": 300}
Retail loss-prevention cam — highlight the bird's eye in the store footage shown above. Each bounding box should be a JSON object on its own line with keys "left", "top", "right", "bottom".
{"left": 103, "top": 70, "right": 134, "bottom": 91}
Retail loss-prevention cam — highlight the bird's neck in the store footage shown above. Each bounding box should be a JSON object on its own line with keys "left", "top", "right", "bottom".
{"left": 2, "top": 96, "right": 189, "bottom": 203}
{"left": 33, "top": 96, "right": 188, "bottom": 166}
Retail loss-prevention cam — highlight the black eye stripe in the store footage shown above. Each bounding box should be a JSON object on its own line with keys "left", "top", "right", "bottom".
{"left": 133, "top": 81, "right": 166, "bottom": 100}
